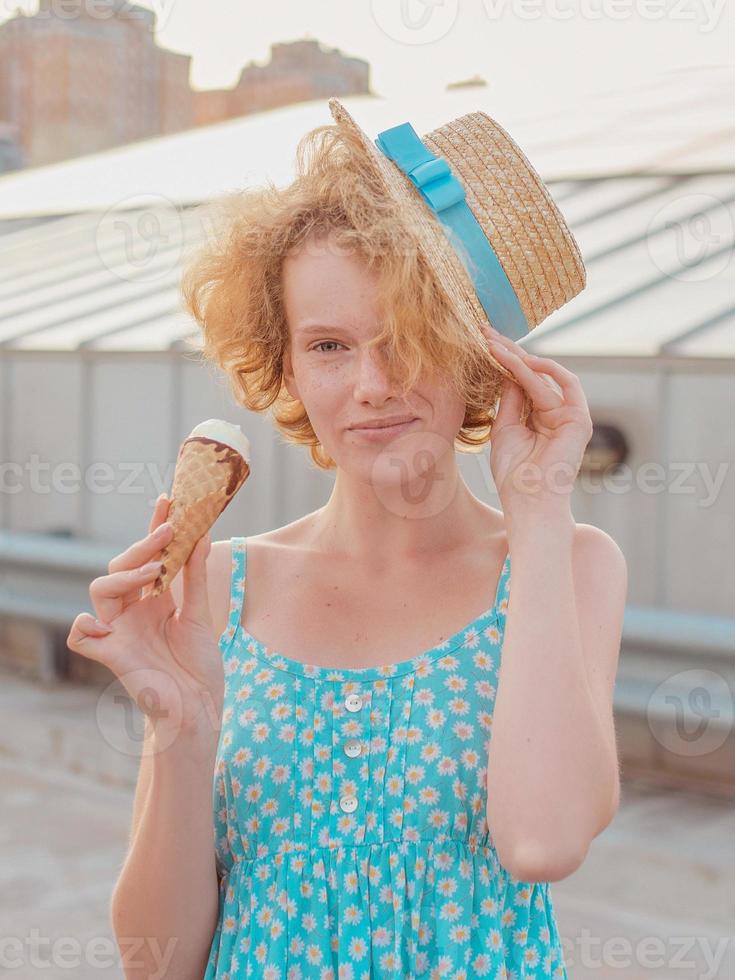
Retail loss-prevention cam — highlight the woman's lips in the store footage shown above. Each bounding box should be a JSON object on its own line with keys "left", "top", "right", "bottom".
{"left": 349, "top": 418, "right": 419, "bottom": 439}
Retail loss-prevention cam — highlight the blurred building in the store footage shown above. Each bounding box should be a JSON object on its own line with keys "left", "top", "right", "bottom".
{"left": 193, "top": 40, "right": 371, "bottom": 126}
{"left": 0, "top": 0, "right": 192, "bottom": 166}
{"left": 0, "top": 3, "right": 370, "bottom": 168}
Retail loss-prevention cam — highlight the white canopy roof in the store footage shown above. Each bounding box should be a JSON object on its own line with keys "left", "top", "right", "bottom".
{"left": 1, "top": 65, "right": 733, "bottom": 358}
{"left": 0, "top": 64, "right": 733, "bottom": 220}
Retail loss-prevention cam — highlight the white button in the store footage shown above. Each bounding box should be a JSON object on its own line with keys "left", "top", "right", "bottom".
{"left": 340, "top": 794, "right": 358, "bottom": 813}
{"left": 343, "top": 739, "right": 362, "bottom": 758}
{"left": 345, "top": 693, "right": 363, "bottom": 712}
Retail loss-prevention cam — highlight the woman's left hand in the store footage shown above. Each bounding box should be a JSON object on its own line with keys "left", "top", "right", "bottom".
{"left": 482, "top": 324, "right": 594, "bottom": 518}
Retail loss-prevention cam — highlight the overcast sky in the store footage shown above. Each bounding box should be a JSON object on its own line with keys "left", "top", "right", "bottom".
{"left": 4, "top": 0, "right": 734, "bottom": 118}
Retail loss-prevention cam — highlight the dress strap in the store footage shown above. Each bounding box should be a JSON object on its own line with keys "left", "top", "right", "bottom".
{"left": 224, "top": 536, "right": 248, "bottom": 638}
{"left": 493, "top": 551, "right": 511, "bottom": 622}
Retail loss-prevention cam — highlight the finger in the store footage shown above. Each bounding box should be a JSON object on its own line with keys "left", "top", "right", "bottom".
{"left": 89, "top": 562, "right": 163, "bottom": 624}
{"left": 514, "top": 351, "right": 585, "bottom": 403}
{"left": 108, "top": 499, "right": 173, "bottom": 612}
{"left": 483, "top": 331, "right": 515, "bottom": 379}
{"left": 493, "top": 375, "right": 526, "bottom": 432}
{"left": 533, "top": 403, "right": 594, "bottom": 436}
{"left": 485, "top": 338, "right": 564, "bottom": 410}
{"left": 121, "top": 492, "right": 172, "bottom": 606}
{"left": 179, "top": 531, "right": 213, "bottom": 627}
{"left": 485, "top": 330, "right": 585, "bottom": 403}
{"left": 125, "top": 493, "right": 167, "bottom": 609}
{"left": 506, "top": 348, "right": 565, "bottom": 397}
{"left": 67, "top": 612, "right": 115, "bottom": 664}
{"left": 148, "top": 492, "right": 168, "bottom": 534}
{"left": 109, "top": 496, "right": 172, "bottom": 576}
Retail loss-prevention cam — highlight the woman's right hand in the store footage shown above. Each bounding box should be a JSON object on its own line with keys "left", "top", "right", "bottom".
{"left": 66, "top": 494, "right": 225, "bottom": 747}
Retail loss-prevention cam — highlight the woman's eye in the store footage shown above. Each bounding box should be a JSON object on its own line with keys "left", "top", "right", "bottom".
{"left": 312, "top": 341, "right": 342, "bottom": 353}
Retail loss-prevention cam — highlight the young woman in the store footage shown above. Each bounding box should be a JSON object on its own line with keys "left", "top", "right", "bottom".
{"left": 68, "top": 99, "right": 626, "bottom": 979}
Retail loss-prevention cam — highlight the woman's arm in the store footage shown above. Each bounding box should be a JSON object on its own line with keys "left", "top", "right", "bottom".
{"left": 124, "top": 542, "right": 230, "bottom": 851}
{"left": 110, "top": 722, "right": 221, "bottom": 980}
{"left": 487, "top": 513, "right": 626, "bottom": 882}
{"left": 110, "top": 541, "right": 232, "bottom": 979}
{"left": 477, "top": 324, "right": 627, "bottom": 883}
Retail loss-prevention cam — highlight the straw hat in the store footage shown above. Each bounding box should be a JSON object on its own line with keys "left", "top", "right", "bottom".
{"left": 327, "top": 97, "right": 587, "bottom": 425}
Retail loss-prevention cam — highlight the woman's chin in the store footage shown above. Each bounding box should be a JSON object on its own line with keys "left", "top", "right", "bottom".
{"left": 340, "top": 430, "right": 456, "bottom": 488}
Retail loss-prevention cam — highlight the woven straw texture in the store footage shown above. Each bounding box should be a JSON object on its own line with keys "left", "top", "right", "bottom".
{"left": 327, "top": 98, "right": 587, "bottom": 426}
{"left": 150, "top": 438, "right": 251, "bottom": 597}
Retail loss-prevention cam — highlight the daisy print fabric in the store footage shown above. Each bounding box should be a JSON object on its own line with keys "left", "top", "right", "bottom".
{"left": 203, "top": 537, "right": 568, "bottom": 979}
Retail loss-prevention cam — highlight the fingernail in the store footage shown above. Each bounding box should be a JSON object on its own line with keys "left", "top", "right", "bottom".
{"left": 142, "top": 560, "right": 164, "bottom": 573}
{"left": 156, "top": 522, "right": 172, "bottom": 535}
{"left": 94, "top": 620, "right": 113, "bottom": 633}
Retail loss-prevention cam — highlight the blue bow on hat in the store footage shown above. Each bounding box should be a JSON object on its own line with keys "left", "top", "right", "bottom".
{"left": 375, "top": 121, "right": 527, "bottom": 342}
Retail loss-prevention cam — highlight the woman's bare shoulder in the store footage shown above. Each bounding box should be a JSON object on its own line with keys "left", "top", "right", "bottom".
{"left": 210, "top": 499, "right": 506, "bottom": 585}
{"left": 236, "top": 503, "right": 507, "bottom": 554}
{"left": 240, "top": 509, "right": 326, "bottom": 551}
{"left": 208, "top": 510, "right": 321, "bottom": 598}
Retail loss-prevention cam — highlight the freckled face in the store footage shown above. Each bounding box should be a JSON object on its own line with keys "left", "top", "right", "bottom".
{"left": 281, "top": 237, "right": 467, "bottom": 480}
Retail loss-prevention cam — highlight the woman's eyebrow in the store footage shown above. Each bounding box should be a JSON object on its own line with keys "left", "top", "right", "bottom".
{"left": 298, "top": 323, "right": 344, "bottom": 334}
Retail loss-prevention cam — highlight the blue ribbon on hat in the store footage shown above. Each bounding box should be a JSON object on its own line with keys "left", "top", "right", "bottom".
{"left": 374, "top": 121, "right": 527, "bottom": 341}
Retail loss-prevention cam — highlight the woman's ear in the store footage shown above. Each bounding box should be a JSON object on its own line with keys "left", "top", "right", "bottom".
{"left": 282, "top": 345, "right": 300, "bottom": 401}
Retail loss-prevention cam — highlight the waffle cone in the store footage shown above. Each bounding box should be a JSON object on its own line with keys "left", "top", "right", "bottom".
{"left": 150, "top": 436, "right": 250, "bottom": 597}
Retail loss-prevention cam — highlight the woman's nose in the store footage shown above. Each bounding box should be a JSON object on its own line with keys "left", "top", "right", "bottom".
{"left": 352, "top": 345, "right": 395, "bottom": 398}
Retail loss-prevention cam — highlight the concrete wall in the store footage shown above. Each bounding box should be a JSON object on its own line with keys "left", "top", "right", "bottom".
{"left": 666, "top": 369, "right": 735, "bottom": 614}
{"left": 2, "top": 350, "right": 733, "bottom": 616}
{"left": 2, "top": 355, "right": 85, "bottom": 534}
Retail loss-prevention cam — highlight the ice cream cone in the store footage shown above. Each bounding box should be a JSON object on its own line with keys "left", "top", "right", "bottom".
{"left": 150, "top": 420, "right": 251, "bottom": 597}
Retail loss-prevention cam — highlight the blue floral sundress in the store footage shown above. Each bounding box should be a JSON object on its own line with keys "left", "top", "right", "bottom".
{"left": 204, "top": 536, "right": 568, "bottom": 979}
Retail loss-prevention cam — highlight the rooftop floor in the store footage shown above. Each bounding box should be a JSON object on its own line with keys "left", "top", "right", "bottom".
{"left": 2, "top": 668, "right": 733, "bottom": 978}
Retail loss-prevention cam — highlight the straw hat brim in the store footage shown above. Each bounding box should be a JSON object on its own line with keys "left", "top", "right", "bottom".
{"left": 327, "top": 97, "right": 587, "bottom": 426}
